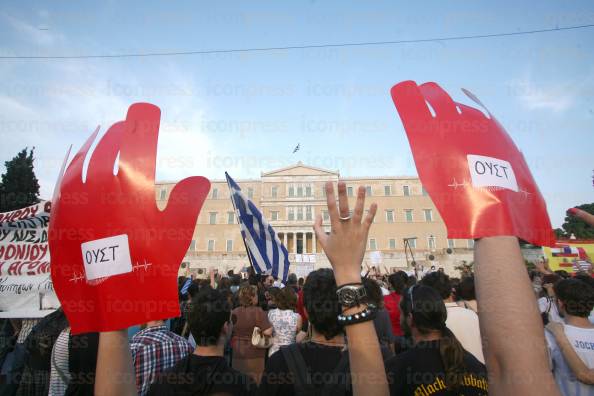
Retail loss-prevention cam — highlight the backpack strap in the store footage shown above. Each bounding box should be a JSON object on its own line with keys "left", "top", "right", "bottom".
{"left": 281, "top": 344, "right": 313, "bottom": 394}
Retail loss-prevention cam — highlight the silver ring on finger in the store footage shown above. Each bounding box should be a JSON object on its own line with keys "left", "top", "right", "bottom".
{"left": 339, "top": 215, "right": 351, "bottom": 221}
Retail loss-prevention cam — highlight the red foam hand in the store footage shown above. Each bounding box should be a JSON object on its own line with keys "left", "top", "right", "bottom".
{"left": 49, "top": 103, "right": 210, "bottom": 334}
{"left": 390, "top": 81, "right": 554, "bottom": 246}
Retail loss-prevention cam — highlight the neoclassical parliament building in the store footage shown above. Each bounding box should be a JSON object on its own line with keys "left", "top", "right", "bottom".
{"left": 156, "top": 163, "right": 474, "bottom": 278}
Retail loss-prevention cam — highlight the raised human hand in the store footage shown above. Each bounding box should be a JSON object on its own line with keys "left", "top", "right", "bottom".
{"left": 49, "top": 103, "right": 210, "bottom": 334}
{"left": 313, "top": 182, "right": 377, "bottom": 286}
{"left": 390, "top": 81, "right": 554, "bottom": 246}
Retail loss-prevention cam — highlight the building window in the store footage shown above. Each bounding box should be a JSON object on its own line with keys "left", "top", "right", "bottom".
{"left": 226, "top": 240, "right": 233, "bottom": 252}
{"left": 207, "top": 240, "right": 215, "bottom": 251}
{"left": 227, "top": 212, "right": 234, "bottom": 224}
{"left": 212, "top": 188, "right": 218, "bottom": 199}
{"left": 347, "top": 186, "right": 354, "bottom": 197}
{"left": 369, "top": 238, "right": 377, "bottom": 250}
{"left": 389, "top": 238, "right": 396, "bottom": 249}
{"left": 403, "top": 185, "right": 410, "bottom": 196}
{"left": 289, "top": 186, "right": 295, "bottom": 197}
{"left": 271, "top": 186, "right": 278, "bottom": 198}
{"left": 424, "top": 209, "right": 433, "bottom": 222}
{"left": 297, "top": 186, "right": 303, "bottom": 197}
{"left": 209, "top": 212, "right": 217, "bottom": 225}
{"left": 467, "top": 239, "right": 475, "bottom": 248}
{"left": 323, "top": 210, "right": 329, "bottom": 221}
{"left": 448, "top": 239, "right": 455, "bottom": 249}
{"left": 404, "top": 209, "right": 413, "bottom": 223}
{"left": 408, "top": 238, "right": 417, "bottom": 249}
{"left": 386, "top": 210, "right": 394, "bottom": 223}
{"left": 288, "top": 207, "right": 295, "bottom": 221}
{"left": 247, "top": 188, "right": 254, "bottom": 199}
{"left": 190, "top": 240, "right": 196, "bottom": 251}
{"left": 159, "top": 188, "right": 166, "bottom": 200}
{"left": 306, "top": 206, "right": 313, "bottom": 221}
{"left": 422, "top": 187, "right": 428, "bottom": 196}
{"left": 271, "top": 211, "right": 279, "bottom": 221}
{"left": 297, "top": 207, "right": 304, "bottom": 221}
{"left": 384, "top": 185, "right": 392, "bottom": 196}
{"left": 365, "top": 186, "right": 372, "bottom": 196}
{"left": 428, "top": 236, "right": 436, "bottom": 250}
{"left": 305, "top": 186, "right": 312, "bottom": 197}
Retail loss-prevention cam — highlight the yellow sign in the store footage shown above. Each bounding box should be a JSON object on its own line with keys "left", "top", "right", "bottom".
{"left": 543, "top": 241, "right": 594, "bottom": 273}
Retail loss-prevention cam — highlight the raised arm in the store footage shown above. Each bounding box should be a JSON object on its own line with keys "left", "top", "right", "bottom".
{"left": 95, "top": 330, "right": 137, "bottom": 396}
{"left": 474, "top": 236, "right": 560, "bottom": 396}
{"left": 314, "top": 182, "right": 388, "bottom": 396}
{"left": 546, "top": 322, "right": 594, "bottom": 384}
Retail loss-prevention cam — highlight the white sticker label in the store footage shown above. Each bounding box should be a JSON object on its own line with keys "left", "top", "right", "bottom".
{"left": 467, "top": 155, "right": 518, "bottom": 192}
{"left": 81, "top": 234, "right": 132, "bottom": 281}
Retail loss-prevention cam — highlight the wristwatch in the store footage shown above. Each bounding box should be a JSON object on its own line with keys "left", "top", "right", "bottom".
{"left": 336, "top": 284, "right": 367, "bottom": 308}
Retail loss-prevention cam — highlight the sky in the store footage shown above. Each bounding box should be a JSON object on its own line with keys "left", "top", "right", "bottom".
{"left": 0, "top": 0, "right": 592, "bottom": 227}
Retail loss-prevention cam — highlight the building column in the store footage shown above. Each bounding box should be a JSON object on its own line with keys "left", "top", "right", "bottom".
{"left": 292, "top": 232, "right": 297, "bottom": 254}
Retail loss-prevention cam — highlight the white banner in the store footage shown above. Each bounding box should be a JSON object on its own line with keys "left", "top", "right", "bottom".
{"left": 0, "top": 202, "right": 59, "bottom": 318}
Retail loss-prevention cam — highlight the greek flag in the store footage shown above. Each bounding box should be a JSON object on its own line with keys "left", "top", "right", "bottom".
{"left": 225, "top": 172, "right": 290, "bottom": 282}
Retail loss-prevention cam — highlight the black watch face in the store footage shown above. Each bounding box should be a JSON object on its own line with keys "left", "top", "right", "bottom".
{"left": 341, "top": 289, "right": 357, "bottom": 305}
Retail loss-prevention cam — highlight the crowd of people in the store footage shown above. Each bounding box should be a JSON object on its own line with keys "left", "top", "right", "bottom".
{"left": 1, "top": 183, "right": 593, "bottom": 396}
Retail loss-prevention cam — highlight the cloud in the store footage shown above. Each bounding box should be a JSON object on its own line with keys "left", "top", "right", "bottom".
{"left": 0, "top": 55, "right": 214, "bottom": 201}
{"left": 507, "top": 75, "right": 577, "bottom": 113}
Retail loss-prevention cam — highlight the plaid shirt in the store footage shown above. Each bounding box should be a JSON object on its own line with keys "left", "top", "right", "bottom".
{"left": 130, "top": 325, "right": 193, "bottom": 396}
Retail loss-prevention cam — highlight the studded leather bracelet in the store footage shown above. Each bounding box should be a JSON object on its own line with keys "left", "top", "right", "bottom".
{"left": 337, "top": 303, "right": 377, "bottom": 326}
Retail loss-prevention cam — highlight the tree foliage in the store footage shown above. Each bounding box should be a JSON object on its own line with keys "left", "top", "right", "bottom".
{"left": 0, "top": 148, "right": 40, "bottom": 212}
{"left": 557, "top": 203, "right": 594, "bottom": 239}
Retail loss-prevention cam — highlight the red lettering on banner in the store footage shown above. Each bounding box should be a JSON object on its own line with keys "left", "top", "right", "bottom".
{"left": 0, "top": 244, "right": 48, "bottom": 261}
{"left": 3, "top": 260, "right": 50, "bottom": 275}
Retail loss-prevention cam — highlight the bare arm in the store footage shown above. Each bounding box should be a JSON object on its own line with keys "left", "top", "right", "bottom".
{"left": 94, "top": 330, "right": 137, "bottom": 396}
{"left": 546, "top": 322, "right": 594, "bottom": 384}
{"left": 474, "top": 236, "right": 560, "bottom": 396}
{"left": 314, "top": 182, "right": 388, "bottom": 396}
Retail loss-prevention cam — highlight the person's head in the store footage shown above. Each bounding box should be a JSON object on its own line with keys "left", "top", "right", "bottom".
{"left": 298, "top": 277, "right": 305, "bottom": 288}
{"left": 554, "top": 278, "right": 594, "bottom": 318}
{"left": 554, "top": 270, "right": 570, "bottom": 279}
{"left": 456, "top": 276, "right": 476, "bottom": 301}
{"left": 188, "top": 288, "right": 232, "bottom": 346}
{"left": 187, "top": 281, "right": 201, "bottom": 300}
{"left": 303, "top": 269, "right": 343, "bottom": 340}
{"left": 264, "top": 275, "right": 275, "bottom": 288}
{"left": 363, "top": 277, "right": 384, "bottom": 308}
{"left": 400, "top": 285, "right": 466, "bottom": 390}
{"left": 420, "top": 271, "right": 453, "bottom": 301}
{"left": 275, "top": 287, "right": 297, "bottom": 310}
{"left": 388, "top": 271, "right": 408, "bottom": 295}
{"left": 227, "top": 269, "right": 234, "bottom": 277}
{"left": 238, "top": 285, "right": 258, "bottom": 307}
{"left": 406, "top": 275, "right": 417, "bottom": 288}
{"left": 217, "top": 277, "right": 231, "bottom": 290}
{"left": 287, "top": 273, "right": 298, "bottom": 286}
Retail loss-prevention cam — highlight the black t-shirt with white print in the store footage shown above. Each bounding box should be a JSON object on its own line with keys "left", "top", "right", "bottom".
{"left": 386, "top": 340, "right": 488, "bottom": 396}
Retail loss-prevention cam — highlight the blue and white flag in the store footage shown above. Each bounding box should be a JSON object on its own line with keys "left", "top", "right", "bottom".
{"left": 225, "top": 172, "right": 290, "bottom": 282}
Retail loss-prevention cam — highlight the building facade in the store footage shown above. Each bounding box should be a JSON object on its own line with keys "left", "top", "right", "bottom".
{"left": 156, "top": 163, "right": 474, "bottom": 278}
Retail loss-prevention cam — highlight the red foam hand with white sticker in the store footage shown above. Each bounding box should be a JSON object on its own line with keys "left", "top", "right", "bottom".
{"left": 390, "top": 81, "right": 554, "bottom": 246}
{"left": 49, "top": 103, "right": 210, "bottom": 334}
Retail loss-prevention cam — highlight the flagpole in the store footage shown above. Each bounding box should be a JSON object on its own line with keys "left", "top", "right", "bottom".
{"left": 225, "top": 173, "right": 256, "bottom": 273}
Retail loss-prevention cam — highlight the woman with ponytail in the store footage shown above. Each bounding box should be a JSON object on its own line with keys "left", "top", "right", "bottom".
{"left": 385, "top": 285, "right": 488, "bottom": 395}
